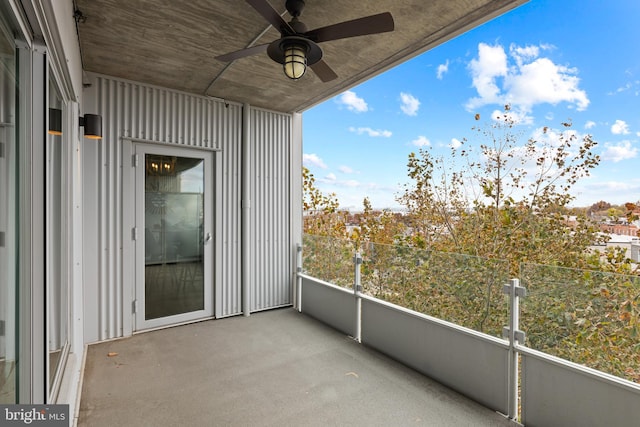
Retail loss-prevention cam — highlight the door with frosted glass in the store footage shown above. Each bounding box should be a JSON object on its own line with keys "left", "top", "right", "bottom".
{"left": 135, "top": 145, "right": 213, "bottom": 330}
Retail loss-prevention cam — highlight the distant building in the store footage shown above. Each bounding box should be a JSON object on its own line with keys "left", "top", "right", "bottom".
{"left": 599, "top": 223, "right": 639, "bottom": 237}
{"left": 591, "top": 233, "right": 640, "bottom": 262}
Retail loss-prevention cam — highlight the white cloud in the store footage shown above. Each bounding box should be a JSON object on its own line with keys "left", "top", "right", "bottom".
{"left": 510, "top": 44, "right": 541, "bottom": 66}
{"left": 508, "top": 59, "right": 589, "bottom": 110}
{"left": 608, "top": 80, "right": 640, "bottom": 96}
{"left": 529, "top": 126, "right": 579, "bottom": 147}
{"left": 314, "top": 178, "right": 404, "bottom": 211}
{"left": 612, "top": 82, "right": 633, "bottom": 94}
{"left": 412, "top": 136, "right": 431, "bottom": 147}
{"left": 339, "top": 165, "right": 354, "bottom": 174}
{"left": 490, "top": 108, "right": 533, "bottom": 125}
{"left": 450, "top": 138, "right": 463, "bottom": 149}
{"left": 611, "top": 119, "right": 630, "bottom": 135}
{"left": 601, "top": 141, "right": 637, "bottom": 162}
{"left": 585, "top": 120, "right": 596, "bottom": 129}
{"left": 511, "top": 127, "right": 597, "bottom": 185}
{"left": 466, "top": 42, "right": 589, "bottom": 115}
{"left": 437, "top": 60, "right": 449, "bottom": 79}
{"left": 400, "top": 92, "right": 420, "bottom": 116}
{"left": 349, "top": 127, "right": 392, "bottom": 137}
{"left": 302, "top": 153, "right": 327, "bottom": 169}
{"left": 337, "top": 90, "right": 368, "bottom": 113}
{"left": 571, "top": 179, "right": 640, "bottom": 207}
{"left": 467, "top": 43, "right": 508, "bottom": 107}
{"left": 320, "top": 177, "right": 361, "bottom": 188}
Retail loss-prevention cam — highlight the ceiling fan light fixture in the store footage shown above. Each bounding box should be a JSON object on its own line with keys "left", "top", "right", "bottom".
{"left": 268, "top": 36, "right": 320, "bottom": 80}
{"left": 222, "top": 0, "right": 393, "bottom": 82}
{"left": 283, "top": 42, "right": 308, "bottom": 80}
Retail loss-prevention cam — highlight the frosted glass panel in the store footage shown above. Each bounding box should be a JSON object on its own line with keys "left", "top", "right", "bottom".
{"left": 144, "top": 155, "right": 204, "bottom": 320}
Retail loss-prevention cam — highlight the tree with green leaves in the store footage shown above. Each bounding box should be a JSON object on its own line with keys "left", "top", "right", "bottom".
{"left": 302, "top": 166, "right": 347, "bottom": 238}
{"left": 397, "top": 106, "right": 603, "bottom": 275}
{"left": 302, "top": 166, "right": 354, "bottom": 285}
{"left": 350, "top": 197, "right": 406, "bottom": 248}
{"left": 393, "top": 106, "right": 640, "bottom": 382}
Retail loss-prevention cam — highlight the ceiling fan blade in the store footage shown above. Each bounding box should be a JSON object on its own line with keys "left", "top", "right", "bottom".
{"left": 304, "top": 12, "right": 394, "bottom": 43}
{"left": 215, "top": 44, "right": 269, "bottom": 62}
{"left": 310, "top": 59, "right": 338, "bottom": 82}
{"left": 246, "top": 0, "right": 294, "bottom": 35}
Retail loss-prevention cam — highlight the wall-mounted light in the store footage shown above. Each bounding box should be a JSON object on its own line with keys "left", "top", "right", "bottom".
{"left": 48, "top": 108, "right": 62, "bottom": 135}
{"left": 79, "top": 114, "right": 102, "bottom": 139}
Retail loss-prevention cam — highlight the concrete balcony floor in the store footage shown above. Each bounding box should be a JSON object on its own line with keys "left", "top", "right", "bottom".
{"left": 78, "top": 308, "right": 517, "bottom": 426}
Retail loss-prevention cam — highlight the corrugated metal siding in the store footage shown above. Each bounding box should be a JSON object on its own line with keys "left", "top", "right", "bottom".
{"left": 96, "top": 77, "right": 124, "bottom": 340}
{"left": 86, "top": 74, "right": 245, "bottom": 340}
{"left": 249, "top": 108, "right": 292, "bottom": 311}
{"left": 219, "top": 101, "right": 242, "bottom": 318}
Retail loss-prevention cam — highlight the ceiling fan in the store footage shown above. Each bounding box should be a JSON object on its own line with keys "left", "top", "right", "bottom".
{"left": 216, "top": 0, "right": 394, "bottom": 82}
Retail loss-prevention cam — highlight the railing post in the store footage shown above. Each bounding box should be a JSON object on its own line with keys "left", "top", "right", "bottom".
{"left": 503, "top": 278, "right": 527, "bottom": 421}
{"left": 296, "top": 244, "right": 302, "bottom": 312}
{"left": 354, "top": 251, "right": 363, "bottom": 343}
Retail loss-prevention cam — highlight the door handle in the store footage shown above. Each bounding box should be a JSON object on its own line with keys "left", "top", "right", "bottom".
{"left": 205, "top": 232, "right": 212, "bottom": 243}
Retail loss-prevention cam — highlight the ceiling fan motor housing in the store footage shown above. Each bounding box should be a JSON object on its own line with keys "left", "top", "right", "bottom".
{"left": 285, "top": 0, "right": 305, "bottom": 17}
{"left": 288, "top": 17, "right": 308, "bottom": 34}
{"left": 267, "top": 35, "right": 322, "bottom": 66}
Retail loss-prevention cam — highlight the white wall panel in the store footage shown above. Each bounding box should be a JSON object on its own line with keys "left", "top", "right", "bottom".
{"left": 83, "top": 73, "right": 247, "bottom": 341}
{"left": 300, "top": 275, "right": 356, "bottom": 336}
{"left": 521, "top": 350, "right": 640, "bottom": 427}
{"left": 219, "top": 100, "right": 242, "bottom": 317}
{"left": 249, "top": 108, "right": 292, "bottom": 311}
{"left": 361, "top": 297, "right": 510, "bottom": 414}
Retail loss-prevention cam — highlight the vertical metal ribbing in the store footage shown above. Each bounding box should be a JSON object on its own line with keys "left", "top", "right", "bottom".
{"left": 97, "top": 77, "right": 108, "bottom": 340}
{"left": 111, "top": 79, "right": 122, "bottom": 338}
{"left": 242, "top": 103, "right": 251, "bottom": 316}
{"left": 87, "top": 73, "right": 288, "bottom": 329}
{"left": 247, "top": 109, "right": 291, "bottom": 312}
{"left": 280, "top": 115, "right": 288, "bottom": 305}
{"left": 220, "top": 102, "right": 242, "bottom": 316}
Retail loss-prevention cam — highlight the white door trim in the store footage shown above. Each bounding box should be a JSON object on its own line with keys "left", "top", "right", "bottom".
{"left": 133, "top": 143, "right": 215, "bottom": 331}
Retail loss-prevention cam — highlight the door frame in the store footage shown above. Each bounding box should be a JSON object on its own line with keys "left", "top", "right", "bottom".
{"left": 131, "top": 142, "right": 217, "bottom": 331}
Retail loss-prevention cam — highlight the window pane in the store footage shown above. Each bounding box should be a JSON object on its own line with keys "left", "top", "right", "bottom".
{"left": 47, "top": 76, "right": 68, "bottom": 396}
{"left": 0, "top": 17, "right": 17, "bottom": 404}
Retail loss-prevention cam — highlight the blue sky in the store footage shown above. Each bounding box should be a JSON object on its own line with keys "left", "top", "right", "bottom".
{"left": 302, "top": 0, "right": 640, "bottom": 211}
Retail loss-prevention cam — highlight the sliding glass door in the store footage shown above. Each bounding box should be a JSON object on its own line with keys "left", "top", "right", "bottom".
{"left": 46, "top": 76, "right": 69, "bottom": 400}
{"left": 0, "top": 12, "right": 16, "bottom": 404}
